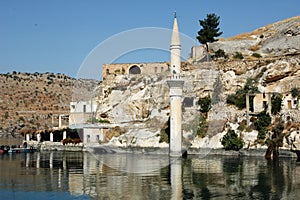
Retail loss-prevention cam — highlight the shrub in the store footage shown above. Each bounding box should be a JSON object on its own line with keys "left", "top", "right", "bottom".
{"left": 159, "top": 118, "right": 170, "bottom": 143}
{"left": 227, "top": 92, "right": 246, "bottom": 110}
{"left": 271, "top": 93, "right": 282, "bottom": 115}
{"left": 251, "top": 53, "right": 262, "bottom": 58}
{"left": 87, "top": 117, "right": 99, "bottom": 123}
{"left": 237, "top": 120, "right": 247, "bottom": 131}
{"left": 98, "top": 119, "right": 110, "bottom": 123}
{"left": 114, "top": 69, "right": 121, "bottom": 74}
{"left": 233, "top": 52, "right": 244, "bottom": 59}
{"left": 257, "top": 126, "right": 269, "bottom": 140}
{"left": 196, "top": 114, "right": 208, "bottom": 138}
{"left": 254, "top": 111, "right": 271, "bottom": 142}
{"left": 214, "top": 49, "right": 228, "bottom": 59}
{"left": 159, "top": 129, "right": 169, "bottom": 143}
{"left": 198, "top": 95, "right": 212, "bottom": 113}
{"left": 291, "top": 87, "right": 300, "bottom": 98}
{"left": 62, "top": 138, "right": 81, "bottom": 145}
{"left": 254, "top": 111, "right": 271, "bottom": 131}
{"left": 221, "top": 129, "right": 244, "bottom": 151}
{"left": 226, "top": 78, "right": 258, "bottom": 110}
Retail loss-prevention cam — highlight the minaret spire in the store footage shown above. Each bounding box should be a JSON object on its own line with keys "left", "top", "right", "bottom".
{"left": 170, "top": 13, "right": 181, "bottom": 76}
{"left": 167, "top": 13, "right": 184, "bottom": 157}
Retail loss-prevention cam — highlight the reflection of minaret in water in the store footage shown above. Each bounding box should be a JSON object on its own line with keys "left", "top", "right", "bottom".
{"left": 170, "top": 159, "right": 183, "bottom": 199}
{"left": 167, "top": 13, "right": 184, "bottom": 157}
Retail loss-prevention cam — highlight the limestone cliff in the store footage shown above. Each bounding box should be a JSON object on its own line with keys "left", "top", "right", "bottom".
{"left": 96, "top": 16, "right": 300, "bottom": 150}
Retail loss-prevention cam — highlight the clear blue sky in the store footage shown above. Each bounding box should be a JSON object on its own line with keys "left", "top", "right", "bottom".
{"left": 0, "top": 0, "right": 299, "bottom": 79}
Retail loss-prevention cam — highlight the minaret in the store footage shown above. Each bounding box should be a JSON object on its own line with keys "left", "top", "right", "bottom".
{"left": 167, "top": 13, "right": 184, "bottom": 157}
{"left": 170, "top": 12, "right": 181, "bottom": 75}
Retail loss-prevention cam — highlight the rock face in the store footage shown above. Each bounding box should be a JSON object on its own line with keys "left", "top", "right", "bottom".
{"left": 98, "top": 74, "right": 170, "bottom": 126}
{"left": 97, "top": 55, "right": 300, "bottom": 147}
{"left": 190, "top": 16, "right": 300, "bottom": 60}
{"left": 96, "top": 16, "right": 300, "bottom": 150}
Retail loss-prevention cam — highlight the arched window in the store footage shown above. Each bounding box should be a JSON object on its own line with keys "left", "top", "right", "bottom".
{"left": 129, "top": 65, "right": 141, "bottom": 74}
{"left": 155, "top": 67, "right": 158, "bottom": 73}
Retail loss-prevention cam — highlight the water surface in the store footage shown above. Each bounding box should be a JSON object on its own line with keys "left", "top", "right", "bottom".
{"left": 0, "top": 152, "right": 299, "bottom": 199}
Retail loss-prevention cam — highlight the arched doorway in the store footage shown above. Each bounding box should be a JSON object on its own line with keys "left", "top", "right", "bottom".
{"left": 129, "top": 65, "right": 141, "bottom": 74}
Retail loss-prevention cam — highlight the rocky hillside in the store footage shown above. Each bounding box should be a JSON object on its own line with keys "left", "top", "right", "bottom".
{"left": 0, "top": 72, "right": 100, "bottom": 135}
{"left": 210, "top": 16, "right": 300, "bottom": 57}
{"left": 96, "top": 16, "right": 300, "bottom": 149}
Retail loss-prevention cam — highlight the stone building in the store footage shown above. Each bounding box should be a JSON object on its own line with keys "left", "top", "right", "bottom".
{"left": 253, "top": 93, "right": 272, "bottom": 113}
{"left": 253, "top": 92, "right": 299, "bottom": 113}
{"left": 283, "top": 93, "right": 299, "bottom": 110}
{"left": 69, "top": 100, "right": 98, "bottom": 126}
{"left": 102, "top": 62, "right": 169, "bottom": 79}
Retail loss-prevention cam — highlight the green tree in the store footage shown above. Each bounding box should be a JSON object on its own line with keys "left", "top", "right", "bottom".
{"left": 198, "top": 95, "right": 212, "bottom": 113}
{"left": 254, "top": 111, "right": 271, "bottom": 142}
{"left": 271, "top": 93, "right": 282, "bottom": 115}
{"left": 265, "top": 120, "right": 285, "bottom": 160}
{"left": 197, "top": 13, "right": 223, "bottom": 51}
{"left": 226, "top": 78, "right": 258, "bottom": 110}
{"left": 221, "top": 129, "right": 244, "bottom": 151}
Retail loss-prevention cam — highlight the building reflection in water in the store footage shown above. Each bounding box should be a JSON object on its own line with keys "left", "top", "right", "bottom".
{"left": 170, "top": 158, "right": 182, "bottom": 200}
{"left": 0, "top": 152, "right": 300, "bottom": 199}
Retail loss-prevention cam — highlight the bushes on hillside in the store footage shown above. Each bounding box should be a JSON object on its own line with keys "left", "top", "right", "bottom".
{"left": 196, "top": 114, "right": 208, "bottom": 138}
{"left": 254, "top": 111, "right": 271, "bottom": 142}
{"left": 213, "top": 49, "right": 228, "bottom": 59}
{"left": 226, "top": 78, "right": 258, "bottom": 110}
{"left": 291, "top": 87, "right": 300, "bottom": 98}
{"left": 271, "top": 93, "right": 282, "bottom": 115}
{"left": 159, "top": 118, "right": 170, "bottom": 143}
{"left": 221, "top": 129, "right": 244, "bottom": 151}
{"left": 233, "top": 52, "right": 244, "bottom": 59}
{"left": 198, "top": 95, "right": 212, "bottom": 113}
{"left": 251, "top": 53, "right": 262, "bottom": 58}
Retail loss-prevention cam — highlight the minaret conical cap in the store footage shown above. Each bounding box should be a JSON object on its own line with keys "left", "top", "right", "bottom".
{"left": 170, "top": 14, "right": 181, "bottom": 47}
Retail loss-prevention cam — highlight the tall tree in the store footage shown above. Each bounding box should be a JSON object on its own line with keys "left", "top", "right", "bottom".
{"left": 197, "top": 13, "right": 223, "bottom": 51}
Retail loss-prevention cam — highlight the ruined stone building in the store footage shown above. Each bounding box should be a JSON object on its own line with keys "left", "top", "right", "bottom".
{"left": 102, "top": 62, "right": 169, "bottom": 80}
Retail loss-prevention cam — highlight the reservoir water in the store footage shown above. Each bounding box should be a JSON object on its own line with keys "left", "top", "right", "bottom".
{"left": 0, "top": 151, "right": 299, "bottom": 199}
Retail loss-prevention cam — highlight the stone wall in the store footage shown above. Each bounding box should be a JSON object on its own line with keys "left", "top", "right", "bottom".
{"left": 102, "top": 62, "right": 169, "bottom": 79}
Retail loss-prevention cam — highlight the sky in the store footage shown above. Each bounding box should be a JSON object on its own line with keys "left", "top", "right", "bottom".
{"left": 0, "top": 0, "right": 299, "bottom": 80}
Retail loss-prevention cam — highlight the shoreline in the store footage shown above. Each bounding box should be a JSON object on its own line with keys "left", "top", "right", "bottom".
{"left": 22, "top": 141, "right": 299, "bottom": 159}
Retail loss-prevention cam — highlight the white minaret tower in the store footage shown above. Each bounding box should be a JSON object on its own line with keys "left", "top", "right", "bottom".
{"left": 167, "top": 13, "right": 184, "bottom": 157}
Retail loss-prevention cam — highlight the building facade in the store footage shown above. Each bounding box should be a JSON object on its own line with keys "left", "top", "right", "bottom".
{"left": 102, "top": 62, "right": 169, "bottom": 79}
{"left": 69, "top": 101, "right": 98, "bottom": 126}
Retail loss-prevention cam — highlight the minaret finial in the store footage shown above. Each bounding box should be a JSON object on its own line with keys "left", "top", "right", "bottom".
{"left": 174, "top": 11, "right": 176, "bottom": 18}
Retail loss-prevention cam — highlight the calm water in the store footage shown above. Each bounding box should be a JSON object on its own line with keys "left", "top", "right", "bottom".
{"left": 0, "top": 151, "right": 300, "bottom": 200}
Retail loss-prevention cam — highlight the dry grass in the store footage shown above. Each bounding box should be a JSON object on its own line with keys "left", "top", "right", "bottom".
{"left": 227, "top": 16, "right": 300, "bottom": 41}
{"left": 227, "top": 32, "right": 257, "bottom": 41}
{"left": 248, "top": 44, "right": 261, "bottom": 51}
{"left": 0, "top": 72, "right": 100, "bottom": 132}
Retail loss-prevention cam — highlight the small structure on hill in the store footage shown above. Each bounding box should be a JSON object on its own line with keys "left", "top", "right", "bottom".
{"left": 102, "top": 62, "right": 168, "bottom": 80}
{"left": 69, "top": 100, "right": 98, "bottom": 126}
